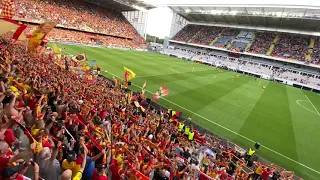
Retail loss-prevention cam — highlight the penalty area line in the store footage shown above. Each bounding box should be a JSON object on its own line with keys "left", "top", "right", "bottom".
{"left": 305, "top": 95, "right": 320, "bottom": 115}
{"left": 104, "top": 70, "right": 320, "bottom": 175}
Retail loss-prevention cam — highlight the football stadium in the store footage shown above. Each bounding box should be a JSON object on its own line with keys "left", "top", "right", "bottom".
{"left": 0, "top": 0, "right": 320, "bottom": 180}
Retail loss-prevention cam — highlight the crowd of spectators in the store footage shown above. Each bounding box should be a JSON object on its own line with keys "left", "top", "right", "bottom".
{"left": 273, "top": 69, "right": 320, "bottom": 88}
{"left": 165, "top": 45, "right": 320, "bottom": 89}
{"left": 171, "top": 25, "right": 320, "bottom": 65}
{"left": 14, "top": 0, "right": 144, "bottom": 43}
{"left": 271, "top": 34, "right": 310, "bottom": 61}
{"left": 172, "top": 25, "right": 203, "bottom": 42}
{"left": 311, "top": 37, "right": 320, "bottom": 65}
{"left": 189, "top": 26, "right": 223, "bottom": 46}
{"left": 24, "top": 24, "right": 140, "bottom": 49}
{"left": 0, "top": 28, "right": 302, "bottom": 180}
{"left": 248, "top": 32, "right": 276, "bottom": 55}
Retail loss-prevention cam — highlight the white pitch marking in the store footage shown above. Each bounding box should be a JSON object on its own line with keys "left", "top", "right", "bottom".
{"left": 169, "top": 65, "right": 180, "bottom": 73}
{"left": 305, "top": 95, "right": 320, "bottom": 115}
{"left": 296, "top": 100, "right": 320, "bottom": 116}
{"left": 105, "top": 71, "right": 320, "bottom": 175}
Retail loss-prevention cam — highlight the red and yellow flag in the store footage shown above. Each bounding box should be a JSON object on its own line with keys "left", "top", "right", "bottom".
{"left": 153, "top": 85, "right": 169, "bottom": 100}
{"left": 124, "top": 67, "right": 136, "bottom": 82}
{"left": 28, "top": 21, "right": 57, "bottom": 52}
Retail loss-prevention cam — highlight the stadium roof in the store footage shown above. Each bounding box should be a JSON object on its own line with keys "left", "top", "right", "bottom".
{"left": 169, "top": 5, "right": 320, "bottom": 32}
{"left": 86, "top": 0, "right": 155, "bottom": 11}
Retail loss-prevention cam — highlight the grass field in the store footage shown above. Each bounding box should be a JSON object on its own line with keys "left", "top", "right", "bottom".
{"left": 56, "top": 43, "right": 320, "bottom": 180}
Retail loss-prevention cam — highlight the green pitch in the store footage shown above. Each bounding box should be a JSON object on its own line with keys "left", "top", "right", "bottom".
{"left": 56, "top": 43, "right": 320, "bottom": 180}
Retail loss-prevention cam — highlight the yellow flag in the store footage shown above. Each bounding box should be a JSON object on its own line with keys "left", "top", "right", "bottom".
{"left": 123, "top": 67, "right": 136, "bottom": 82}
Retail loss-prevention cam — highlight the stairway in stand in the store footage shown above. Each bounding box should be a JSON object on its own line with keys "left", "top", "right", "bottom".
{"left": 266, "top": 34, "right": 280, "bottom": 55}
{"left": 305, "top": 38, "right": 315, "bottom": 61}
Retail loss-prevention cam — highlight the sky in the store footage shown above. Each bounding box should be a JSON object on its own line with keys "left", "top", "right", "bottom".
{"left": 146, "top": 7, "right": 173, "bottom": 39}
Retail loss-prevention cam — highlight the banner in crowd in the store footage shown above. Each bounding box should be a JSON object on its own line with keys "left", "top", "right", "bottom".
{"left": 28, "top": 21, "right": 57, "bottom": 52}
{"left": 0, "top": 0, "right": 15, "bottom": 19}
{"left": 0, "top": 18, "right": 27, "bottom": 40}
{"left": 141, "top": 81, "right": 146, "bottom": 95}
{"left": 71, "top": 53, "right": 88, "bottom": 62}
{"left": 153, "top": 85, "right": 169, "bottom": 100}
{"left": 124, "top": 67, "right": 136, "bottom": 82}
{"left": 89, "top": 60, "right": 96, "bottom": 67}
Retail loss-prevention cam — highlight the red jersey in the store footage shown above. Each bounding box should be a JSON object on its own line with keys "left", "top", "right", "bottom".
{"left": 0, "top": 157, "right": 10, "bottom": 180}
{"left": 92, "top": 169, "right": 108, "bottom": 180}
{"left": 110, "top": 159, "right": 122, "bottom": 180}
{"left": 261, "top": 169, "right": 272, "bottom": 180}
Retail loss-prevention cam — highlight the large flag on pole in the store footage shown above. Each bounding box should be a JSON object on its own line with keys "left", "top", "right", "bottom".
{"left": 153, "top": 85, "right": 169, "bottom": 100}
{"left": 0, "top": 0, "right": 15, "bottom": 19}
{"left": 0, "top": 18, "right": 27, "bottom": 39}
{"left": 141, "top": 81, "right": 146, "bottom": 95}
{"left": 124, "top": 67, "right": 136, "bottom": 82}
{"left": 27, "top": 21, "right": 57, "bottom": 52}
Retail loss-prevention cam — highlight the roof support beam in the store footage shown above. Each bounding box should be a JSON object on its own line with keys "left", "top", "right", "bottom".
{"left": 210, "top": 15, "right": 218, "bottom": 22}
{"left": 220, "top": 15, "right": 229, "bottom": 23}
{"left": 280, "top": 8, "right": 284, "bottom": 27}
{"left": 299, "top": 9, "right": 308, "bottom": 28}
{"left": 299, "top": 19, "right": 304, "bottom": 28}
{"left": 262, "top": 8, "right": 266, "bottom": 26}
{"left": 316, "top": 25, "right": 320, "bottom": 31}
{"left": 233, "top": 16, "right": 239, "bottom": 24}
{"left": 244, "top": 7, "right": 252, "bottom": 25}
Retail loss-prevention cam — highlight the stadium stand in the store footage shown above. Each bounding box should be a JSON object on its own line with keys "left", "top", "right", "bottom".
{"left": 212, "top": 28, "right": 239, "bottom": 48}
{"left": 228, "top": 31, "right": 255, "bottom": 52}
{"left": 248, "top": 31, "right": 276, "bottom": 55}
{"left": 271, "top": 34, "right": 310, "bottom": 61}
{"left": 172, "top": 24, "right": 203, "bottom": 42}
{"left": 311, "top": 37, "right": 320, "bottom": 65}
{"left": 14, "top": 0, "right": 145, "bottom": 47}
{"left": 164, "top": 44, "right": 320, "bottom": 89}
{"left": 1, "top": 1, "right": 319, "bottom": 180}
{"left": 169, "top": 24, "right": 320, "bottom": 66}
{"left": 189, "top": 26, "right": 223, "bottom": 45}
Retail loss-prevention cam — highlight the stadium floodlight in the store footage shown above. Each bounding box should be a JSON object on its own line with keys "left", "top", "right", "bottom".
{"left": 185, "top": 9, "right": 191, "bottom": 13}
